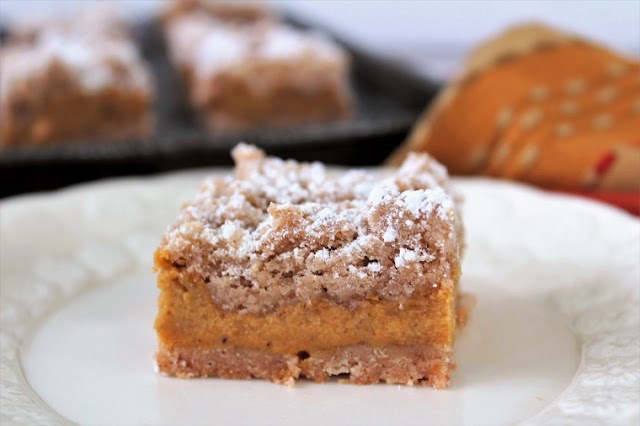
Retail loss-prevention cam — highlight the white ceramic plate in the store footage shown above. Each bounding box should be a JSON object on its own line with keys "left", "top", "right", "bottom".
{"left": 1, "top": 170, "right": 638, "bottom": 426}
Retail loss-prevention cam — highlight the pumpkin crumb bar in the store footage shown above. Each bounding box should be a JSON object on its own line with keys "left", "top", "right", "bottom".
{"left": 0, "top": 10, "right": 153, "bottom": 147}
{"left": 154, "top": 144, "right": 467, "bottom": 387}
{"left": 163, "top": 14, "right": 352, "bottom": 130}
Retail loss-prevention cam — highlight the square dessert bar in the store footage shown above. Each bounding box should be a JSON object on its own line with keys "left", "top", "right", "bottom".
{"left": 164, "top": 16, "right": 352, "bottom": 130}
{"left": 154, "top": 144, "right": 466, "bottom": 388}
{"left": 163, "top": 0, "right": 273, "bottom": 24}
{"left": 0, "top": 11, "right": 153, "bottom": 147}
{"left": 6, "top": 7, "right": 131, "bottom": 45}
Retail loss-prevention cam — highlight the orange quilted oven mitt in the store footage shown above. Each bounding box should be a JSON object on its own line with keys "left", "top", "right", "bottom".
{"left": 388, "top": 24, "right": 640, "bottom": 214}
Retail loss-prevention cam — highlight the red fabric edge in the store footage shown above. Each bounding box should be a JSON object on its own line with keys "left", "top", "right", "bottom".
{"left": 555, "top": 190, "right": 640, "bottom": 216}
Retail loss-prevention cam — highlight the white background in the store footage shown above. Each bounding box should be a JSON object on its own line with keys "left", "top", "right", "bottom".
{"left": 1, "top": 0, "right": 638, "bottom": 77}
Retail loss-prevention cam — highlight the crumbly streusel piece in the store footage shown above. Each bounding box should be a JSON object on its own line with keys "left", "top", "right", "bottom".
{"left": 7, "top": 6, "right": 131, "bottom": 45}
{"left": 154, "top": 144, "right": 466, "bottom": 388}
{"left": 160, "top": 143, "right": 461, "bottom": 313}
{"left": 164, "top": 15, "right": 352, "bottom": 130}
{"left": 163, "top": 0, "right": 274, "bottom": 24}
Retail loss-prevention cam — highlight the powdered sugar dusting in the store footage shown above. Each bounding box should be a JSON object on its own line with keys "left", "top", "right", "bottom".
{"left": 165, "top": 14, "right": 347, "bottom": 80}
{"left": 259, "top": 27, "right": 342, "bottom": 62}
{"left": 194, "top": 25, "right": 250, "bottom": 76}
{"left": 1, "top": 15, "right": 152, "bottom": 100}
{"left": 395, "top": 248, "right": 436, "bottom": 268}
{"left": 159, "top": 144, "right": 463, "bottom": 313}
{"left": 383, "top": 228, "right": 398, "bottom": 243}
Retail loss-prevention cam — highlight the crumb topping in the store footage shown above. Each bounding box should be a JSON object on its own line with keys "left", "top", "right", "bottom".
{"left": 165, "top": 14, "right": 347, "bottom": 79}
{"left": 7, "top": 6, "right": 130, "bottom": 43}
{"left": 0, "top": 11, "right": 152, "bottom": 101}
{"left": 159, "top": 144, "right": 463, "bottom": 313}
{"left": 164, "top": 0, "right": 274, "bottom": 24}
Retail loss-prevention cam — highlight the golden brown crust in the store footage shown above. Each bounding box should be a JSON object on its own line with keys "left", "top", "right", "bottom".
{"left": 299, "top": 344, "right": 452, "bottom": 388}
{"left": 156, "top": 343, "right": 300, "bottom": 385}
{"left": 156, "top": 342, "right": 453, "bottom": 388}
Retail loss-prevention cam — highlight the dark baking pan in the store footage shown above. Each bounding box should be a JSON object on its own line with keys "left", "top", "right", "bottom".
{"left": 0, "top": 12, "right": 441, "bottom": 198}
